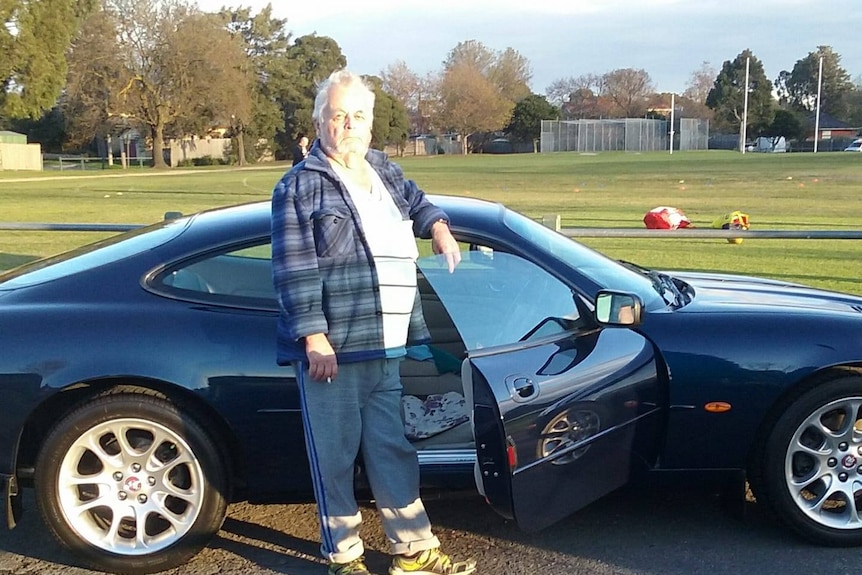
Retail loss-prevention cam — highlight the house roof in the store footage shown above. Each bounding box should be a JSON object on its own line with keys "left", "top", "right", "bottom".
{"left": 807, "top": 111, "right": 853, "bottom": 130}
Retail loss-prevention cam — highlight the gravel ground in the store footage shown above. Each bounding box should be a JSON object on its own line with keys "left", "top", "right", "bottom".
{"left": 1, "top": 484, "right": 859, "bottom": 575}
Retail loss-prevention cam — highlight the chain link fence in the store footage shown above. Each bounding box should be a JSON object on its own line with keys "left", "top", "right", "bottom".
{"left": 541, "top": 118, "right": 709, "bottom": 153}
{"left": 678, "top": 118, "right": 710, "bottom": 151}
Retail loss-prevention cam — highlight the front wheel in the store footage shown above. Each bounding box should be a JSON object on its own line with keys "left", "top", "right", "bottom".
{"left": 34, "top": 392, "right": 228, "bottom": 574}
{"left": 758, "top": 375, "right": 862, "bottom": 546}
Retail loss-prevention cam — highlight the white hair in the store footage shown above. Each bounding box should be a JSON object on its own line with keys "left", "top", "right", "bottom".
{"left": 312, "top": 69, "right": 376, "bottom": 124}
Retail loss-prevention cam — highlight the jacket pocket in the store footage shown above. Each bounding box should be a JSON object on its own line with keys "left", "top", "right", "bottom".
{"left": 311, "top": 207, "right": 355, "bottom": 257}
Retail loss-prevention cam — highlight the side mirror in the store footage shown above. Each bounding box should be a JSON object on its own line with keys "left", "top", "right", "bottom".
{"left": 595, "top": 291, "right": 643, "bottom": 326}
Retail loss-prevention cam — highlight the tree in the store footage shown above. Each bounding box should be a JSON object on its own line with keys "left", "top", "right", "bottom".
{"left": 437, "top": 40, "right": 528, "bottom": 151}
{"left": 274, "top": 34, "right": 346, "bottom": 158}
{"left": 765, "top": 109, "right": 805, "bottom": 145}
{"left": 505, "top": 94, "right": 558, "bottom": 152}
{"left": 219, "top": 4, "right": 292, "bottom": 163}
{"left": 546, "top": 73, "right": 613, "bottom": 119}
{"left": 775, "top": 46, "right": 853, "bottom": 120}
{"left": 487, "top": 47, "right": 532, "bottom": 103}
{"left": 63, "top": 6, "right": 128, "bottom": 152}
{"left": 443, "top": 40, "right": 496, "bottom": 75}
{"left": 380, "top": 60, "right": 421, "bottom": 134}
{"left": 416, "top": 72, "right": 441, "bottom": 135}
{"left": 443, "top": 41, "right": 531, "bottom": 101}
{"left": 437, "top": 62, "right": 513, "bottom": 154}
{"left": 602, "top": 68, "right": 655, "bottom": 117}
{"left": 846, "top": 81, "right": 862, "bottom": 130}
{"left": 1, "top": 0, "right": 94, "bottom": 122}
{"left": 683, "top": 61, "right": 716, "bottom": 104}
{"left": 103, "top": 0, "right": 254, "bottom": 168}
{"left": 706, "top": 50, "right": 774, "bottom": 146}
{"left": 364, "top": 76, "right": 410, "bottom": 153}
{"left": 9, "top": 106, "right": 66, "bottom": 152}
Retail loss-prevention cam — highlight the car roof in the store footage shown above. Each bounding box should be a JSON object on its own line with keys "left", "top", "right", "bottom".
{"left": 184, "top": 195, "right": 506, "bottom": 237}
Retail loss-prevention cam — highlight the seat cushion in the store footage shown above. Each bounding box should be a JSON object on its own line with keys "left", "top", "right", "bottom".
{"left": 402, "top": 391, "right": 470, "bottom": 440}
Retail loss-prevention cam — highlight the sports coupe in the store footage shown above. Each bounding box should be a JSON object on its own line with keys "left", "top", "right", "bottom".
{"left": 2, "top": 196, "right": 862, "bottom": 574}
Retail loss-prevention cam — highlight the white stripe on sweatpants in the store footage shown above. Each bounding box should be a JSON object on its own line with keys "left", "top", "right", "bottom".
{"left": 295, "top": 357, "right": 440, "bottom": 563}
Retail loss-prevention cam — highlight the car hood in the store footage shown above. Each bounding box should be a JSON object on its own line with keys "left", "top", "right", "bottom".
{"left": 672, "top": 271, "right": 862, "bottom": 315}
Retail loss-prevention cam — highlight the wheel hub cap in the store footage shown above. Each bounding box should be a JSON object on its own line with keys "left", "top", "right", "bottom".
{"left": 124, "top": 476, "right": 143, "bottom": 493}
{"left": 785, "top": 396, "right": 862, "bottom": 531}
{"left": 57, "top": 418, "right": 206, "bottom": 555}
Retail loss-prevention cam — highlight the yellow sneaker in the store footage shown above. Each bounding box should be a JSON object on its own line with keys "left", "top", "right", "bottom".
{"left": 329, "top": 556, "right": 370, "bottom": 575}
{"left": 389, "top": 548, "right": 476, "bottom": 574}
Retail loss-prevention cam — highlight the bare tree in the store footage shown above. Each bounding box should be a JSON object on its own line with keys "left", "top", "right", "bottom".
{"left": 416, "top": 72, "right": 440, "bottom": 135}
{"left": 380, "top": 60, "right": 421, "bottom": 133}
{"left": 603, "top": 68, "right": 655, "bottom": 117}
{"left": 683, "top": 61, "right": 716, "bottom": 104}
{"left": 545, "top": 73, "right": 605, "bottom": 117}
{"left": 63, "top": 7, "right": 129, "bottom": 155}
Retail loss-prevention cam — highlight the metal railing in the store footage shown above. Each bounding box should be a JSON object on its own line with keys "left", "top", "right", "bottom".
{"left": 1, "top": 220, "right": 862, "bottom": 241}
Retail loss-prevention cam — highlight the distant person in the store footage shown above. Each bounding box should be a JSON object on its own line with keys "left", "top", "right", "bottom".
{"left": 292, "top": 135, "right": 309, "bottom": 165}
{"left": 271, "top": 69, "right": 473, "bottom": 575}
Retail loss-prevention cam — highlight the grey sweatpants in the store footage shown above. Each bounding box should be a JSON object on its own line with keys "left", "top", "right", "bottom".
{"left": 296, "top": 357, "right": 441, "bottom": 564}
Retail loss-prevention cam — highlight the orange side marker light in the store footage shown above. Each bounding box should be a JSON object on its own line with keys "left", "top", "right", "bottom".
{"left": 705, "top": 401, "right": 732, "bottom": 413}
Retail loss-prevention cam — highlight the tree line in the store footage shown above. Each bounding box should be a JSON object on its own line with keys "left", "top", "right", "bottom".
{"left": 2, "top": 0, "right": 860, "bottom": 167}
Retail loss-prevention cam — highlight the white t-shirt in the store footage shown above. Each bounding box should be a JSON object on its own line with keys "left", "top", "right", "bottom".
{"left": 331, "top": 161, "right": 418, "bottom": 352}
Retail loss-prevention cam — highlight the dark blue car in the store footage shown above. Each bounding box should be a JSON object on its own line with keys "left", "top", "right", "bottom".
{"left": 2, "top": 196, "right": 862, "bottom": 574}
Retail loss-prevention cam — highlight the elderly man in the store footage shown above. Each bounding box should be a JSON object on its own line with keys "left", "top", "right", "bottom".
{"left": 271, "top": 69, "right": 475, "bottom": 575}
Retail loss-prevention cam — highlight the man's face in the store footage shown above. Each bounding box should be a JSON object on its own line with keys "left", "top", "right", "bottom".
{"left": 317, "top": 83, "right": 373, "bottom": 159}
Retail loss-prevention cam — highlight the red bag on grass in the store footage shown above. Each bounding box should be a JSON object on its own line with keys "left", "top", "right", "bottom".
{"left": 643, "top": 207, "right": 692, "bottom": 230}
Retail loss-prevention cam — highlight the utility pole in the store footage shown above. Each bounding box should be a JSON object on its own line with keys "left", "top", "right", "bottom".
{"left": 669, "top": 93, "right": 675, "bottom": 155}
{"left": 814, "top": 55, "right": 823, "bottom": 153}
{"left": 741, "top": 57, "right": 750, "bottom": 154}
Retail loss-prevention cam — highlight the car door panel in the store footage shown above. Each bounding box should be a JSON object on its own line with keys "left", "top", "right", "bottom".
{"left": 468, "top": 329, "right": 662, "bottom": 531}
{"left": 418, "top": 249, "right": 663, "bottom": 532}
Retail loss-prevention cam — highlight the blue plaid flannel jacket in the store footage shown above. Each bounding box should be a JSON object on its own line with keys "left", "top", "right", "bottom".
{"left": 271, "top": 142, "right": 448, "bottom": 365}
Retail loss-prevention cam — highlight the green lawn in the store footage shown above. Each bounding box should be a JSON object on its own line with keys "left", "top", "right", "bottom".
{"left": 2, "top": 151, "right": 861, "bottom": 294}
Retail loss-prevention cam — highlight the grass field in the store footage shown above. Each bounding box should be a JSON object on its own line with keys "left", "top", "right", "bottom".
{"left": 1, "top": 150, "right": 861, "bottom": 294}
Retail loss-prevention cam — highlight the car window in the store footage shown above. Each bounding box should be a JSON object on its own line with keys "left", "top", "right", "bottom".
{"left": 417, "top": 247, "right": 582, "bottom": 351}
{"left": 0, "top": 219, "right": 188, "bottom": 289}
{"left": 155, "top": 241, "right": 276, "bottom": 307}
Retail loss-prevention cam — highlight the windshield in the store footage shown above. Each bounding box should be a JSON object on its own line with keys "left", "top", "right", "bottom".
{"left": 0, "top": 219, "right": 188, "bottom": 289}
{"left": 502, "top": 208, "right": 661, "bottom": 300}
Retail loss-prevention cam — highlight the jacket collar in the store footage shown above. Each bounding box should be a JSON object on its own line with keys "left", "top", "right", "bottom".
{"left": 304, "top": 140, "right": 389, "bottom": 174}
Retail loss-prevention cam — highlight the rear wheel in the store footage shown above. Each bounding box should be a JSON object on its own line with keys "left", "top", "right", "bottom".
{"left": 758, "top": 375, "right": 862, "bottom": 546}
{"left": 34, "top": 392, "right": 228, "bottom": 574}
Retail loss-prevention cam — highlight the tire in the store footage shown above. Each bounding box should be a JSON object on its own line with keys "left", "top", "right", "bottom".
{"left": 758, "top": 374, "right": 862, "bottom": 546}
{"left": 34, "top": 392, "right": 229, "bottom": 574}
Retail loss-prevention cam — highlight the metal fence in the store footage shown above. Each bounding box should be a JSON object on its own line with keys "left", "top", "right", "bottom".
{"left": 540, "top": 119, "right": 665, "bottom": 153}
{"left": 679, "top": 118, "right": 710, "bottom": 151}
{"left": 42, "top": 154, "right": 150, "bottom": 170}
{"left": 541, "top": 118, "right": 710, "bottom": 153}
{"left": 2, "top": 220, "right": 861, "bottom": 242}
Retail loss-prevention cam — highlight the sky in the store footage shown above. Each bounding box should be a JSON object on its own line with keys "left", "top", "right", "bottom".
{"left": 195, "top": 0, "right": 861, "bottom": 96}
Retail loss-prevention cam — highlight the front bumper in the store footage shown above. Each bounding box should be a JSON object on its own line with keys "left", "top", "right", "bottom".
{"left": 1, "top": 473, "right": 21, "bottom": 529}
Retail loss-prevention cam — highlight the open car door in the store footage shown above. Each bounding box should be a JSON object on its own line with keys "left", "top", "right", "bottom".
{"left": 418, "top": 249, "right": 664, "bottom": 531}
